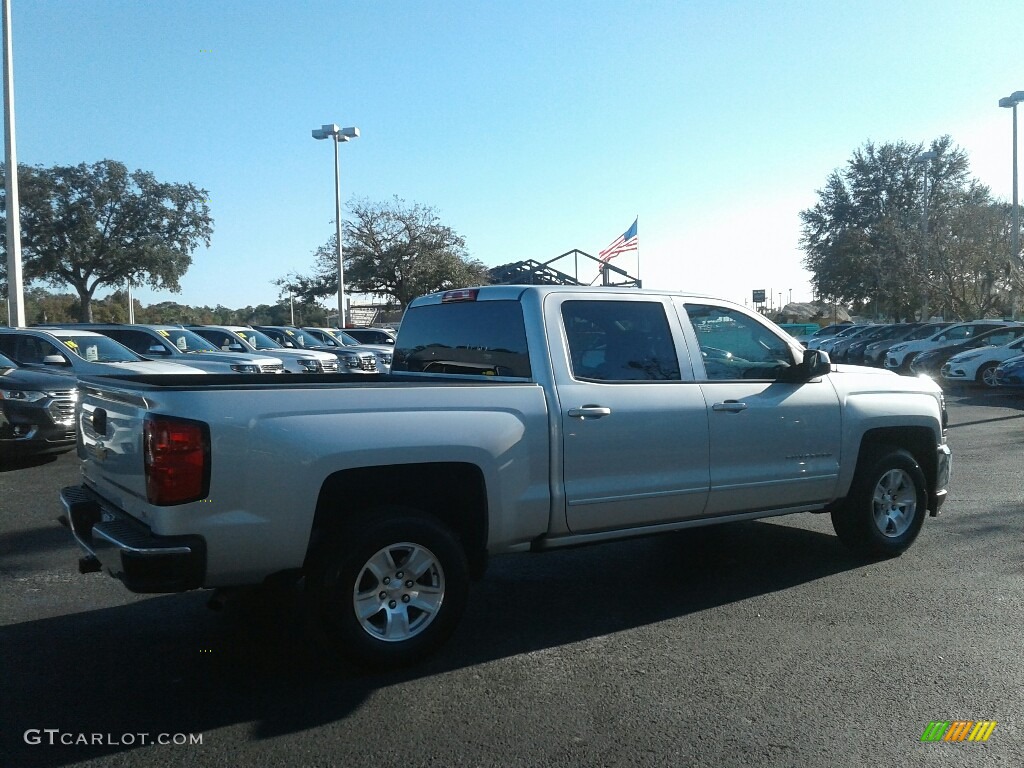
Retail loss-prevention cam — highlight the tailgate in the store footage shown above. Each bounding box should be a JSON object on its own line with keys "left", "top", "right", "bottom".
{"left": 77, "top": 380, "right": 154, "bottom": 515}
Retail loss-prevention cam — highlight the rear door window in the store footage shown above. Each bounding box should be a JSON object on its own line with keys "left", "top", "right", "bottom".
{"left": 561, "top": 300, "right": 680, "bottom": 381}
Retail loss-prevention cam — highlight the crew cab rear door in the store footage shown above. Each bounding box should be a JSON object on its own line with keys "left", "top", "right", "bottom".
{"left": 675, "top": 300, "right": 841, "bottom": 515}
{"left": 545, "top": 293, "right": 711, "bottom": 534}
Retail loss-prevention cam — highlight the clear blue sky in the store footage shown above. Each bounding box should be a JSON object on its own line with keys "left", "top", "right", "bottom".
{"left": 6, "top": 0, "right": 1023, "bottom": 311}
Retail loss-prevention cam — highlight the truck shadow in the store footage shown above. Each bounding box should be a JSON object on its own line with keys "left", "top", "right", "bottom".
{"left": 1, "top": 518, "right": 863, "bottom": 766}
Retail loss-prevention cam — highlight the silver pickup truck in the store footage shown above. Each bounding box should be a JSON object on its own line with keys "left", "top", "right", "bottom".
{"left": 61, "top": 286, "right": 951, "bottom": 667}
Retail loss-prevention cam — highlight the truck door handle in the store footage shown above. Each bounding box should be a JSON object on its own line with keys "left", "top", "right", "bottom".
{"left": 568, "top": 405, "right": 612, "bottom": 419}
{"left": 712, "top": 400, "right": 748, "bottom": 412}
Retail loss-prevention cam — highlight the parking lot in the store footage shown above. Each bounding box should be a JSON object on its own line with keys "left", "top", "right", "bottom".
{"left": 2, "top": 389, "right": 1023, "bottom": 768}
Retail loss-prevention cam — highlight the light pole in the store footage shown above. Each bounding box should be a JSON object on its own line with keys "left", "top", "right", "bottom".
{"left": 312, "top": 123, "right": 359, "bottom": 328}
{"left": 1000, "top": 91, "right": 1024, "bottom": 320}
{"left": 914, "top": 150, "right": 938, "bottom": 321}
{"left": 3, "top": 0, "right": 25, "bottom": 327}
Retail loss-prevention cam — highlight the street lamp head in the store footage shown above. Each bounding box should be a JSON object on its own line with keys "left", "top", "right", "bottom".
{"left": 999, "top": 91, "right": 1024, "bottom": 108}
{"left": 914, "top": 150, "right": 938, "bottom": 163}
{"left": 312, "top": 124, "right": 360, "bottom": 141}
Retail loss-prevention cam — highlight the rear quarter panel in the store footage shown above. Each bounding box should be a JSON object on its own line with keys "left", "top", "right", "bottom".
{"left": 80, "top": 379, "right": 551, "bottom": 586}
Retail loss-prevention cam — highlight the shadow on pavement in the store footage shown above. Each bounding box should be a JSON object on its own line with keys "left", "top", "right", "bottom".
{"left": 0, "top": 453, "right": 63, "bottom": 473}
{"left": 0, "top": 518, "right": 865, "bottom": 767}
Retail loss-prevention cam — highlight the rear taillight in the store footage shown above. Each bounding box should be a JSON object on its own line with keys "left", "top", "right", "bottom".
{"left": 144, "top": 415, "right": 210, "bottom": 505}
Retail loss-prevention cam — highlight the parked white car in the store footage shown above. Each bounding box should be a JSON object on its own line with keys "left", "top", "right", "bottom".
{"left": 885, "top": 321, "right": 1014, "bottom": 373}
{"left": 941, "top": 334, "right": 1024, "bottom": 388}
{"left": 0, "top": 328, "right": 206, "bottom": 376}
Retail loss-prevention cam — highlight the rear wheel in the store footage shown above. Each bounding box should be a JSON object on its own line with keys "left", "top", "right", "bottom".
{"left": 306, "top": 507, "right": 469, "bottom": 668}
{"left": 832, "top": 446, "right": 927, "bottom": 558}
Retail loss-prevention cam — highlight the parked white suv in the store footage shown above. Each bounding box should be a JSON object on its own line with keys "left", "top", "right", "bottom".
{"left": 303, "top": 326, "right": 393, "bottom": 373}
{"left": 187, "top": 325, "right": 340, "bottom": 373}
{"left": 0, "top": 328, "right": 205, "bottom": 376}
{"left": 48, "top": 324, "right": 285, "bottom": 374}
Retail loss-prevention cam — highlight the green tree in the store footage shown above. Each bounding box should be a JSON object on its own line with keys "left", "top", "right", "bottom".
{"left": 799, "top": 136, "right": 995, "bottom": 321}
{"left": 929, "top": 197, "right": 1014, "bottom": 319}
{"left": 281, "top": 197, "right": 489, "bottom": 312}
{"left": 1, "top": 159, "right": 212, "bottom": 321}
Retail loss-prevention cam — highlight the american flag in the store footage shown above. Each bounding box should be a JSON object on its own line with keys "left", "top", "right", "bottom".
{"left": 599, "top": 218, "right": 638, "bottom": 263}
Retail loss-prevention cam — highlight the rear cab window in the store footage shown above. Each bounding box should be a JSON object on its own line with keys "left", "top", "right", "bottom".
{"left": 392, "top": 296, "right": 532, "bottom": 378}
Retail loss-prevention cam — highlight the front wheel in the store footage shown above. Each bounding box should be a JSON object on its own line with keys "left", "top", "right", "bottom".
{"left": 306, "top": 507, "right": 469, "bottom": 668}
{"left": 977, "top": 362, "right": 999, "bottom": 388}
{"left": 831, "top": 446, "right": 928, "bottom": 558}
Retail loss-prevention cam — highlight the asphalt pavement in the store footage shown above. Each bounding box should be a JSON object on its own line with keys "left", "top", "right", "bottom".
{"left": 1, "top": 388, "right": 1022, "bottom": 768}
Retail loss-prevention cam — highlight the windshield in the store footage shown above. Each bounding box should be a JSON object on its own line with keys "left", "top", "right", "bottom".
{"left": 158, "top": 328, "right": 222, "bottom": 353}
{"left": 60, "top": 335, "right": 141, "bottom": 363}
{"left": 908, "top": 323, "right": 948, "bottom": 341}
{"left": 307, "top": 329, "right": 343, "bottom": 347}
{"left": 313, "top": 329, "right": 360, "bottom": 347}
{"left": 237, "top": 329, "right": 284, "bottom": 350}
{"left": 276, "top": 328, "right": 325, "bottom": 348}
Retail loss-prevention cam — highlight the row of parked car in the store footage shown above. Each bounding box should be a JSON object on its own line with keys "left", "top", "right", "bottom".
{"left": 795, "top": 319, "right": 1024, "bottom": 389}
{"left": 0, "top": 322, "right": 397, "bottom": 459}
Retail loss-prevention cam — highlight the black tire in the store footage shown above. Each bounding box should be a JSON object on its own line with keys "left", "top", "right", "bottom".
{"left": 976, "top": 362, "right": 999, "bottom": 388}
{"left": 306, "top": 507, "right": 469, "bottom": 669}
{"left": 831, "top": 446, "right": 927, "bottom": 558}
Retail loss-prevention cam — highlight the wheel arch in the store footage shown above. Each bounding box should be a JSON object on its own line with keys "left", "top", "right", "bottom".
{"left": 854, "top": 427, "right": 938, "bottom": 510}
{"left": 306, "top": 462, "right": 489, "bottom": 579}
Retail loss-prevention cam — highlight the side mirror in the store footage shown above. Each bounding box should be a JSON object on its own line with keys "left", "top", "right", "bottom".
{"left": 803, "top": 348, "right": 831, "bottom": 377}
{"left": 42, "top": 355, "right": 69, "bottom": 366}
{"left": 147, "top": 345, "right": 171, "bottom": 355}
{"left": 778, "top": 349, "right": 830, "bottom": 383}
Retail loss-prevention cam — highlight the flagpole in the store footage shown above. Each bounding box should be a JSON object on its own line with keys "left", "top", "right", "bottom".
{"left": 635, "top": 214, "right": 640, "bottom": 288}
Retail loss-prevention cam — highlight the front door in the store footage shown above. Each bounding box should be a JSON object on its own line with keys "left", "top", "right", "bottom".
{"left": 676, "top": 301, "right": 842, "bottom": 516}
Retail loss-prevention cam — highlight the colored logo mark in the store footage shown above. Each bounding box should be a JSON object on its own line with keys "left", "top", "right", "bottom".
{"left": 921, "top": 721, "right": 997, "bottom": 742}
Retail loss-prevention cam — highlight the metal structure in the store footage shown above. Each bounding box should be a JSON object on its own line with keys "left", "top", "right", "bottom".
{"left": 488, "top": 249, "right": 641, "bottom": 288}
